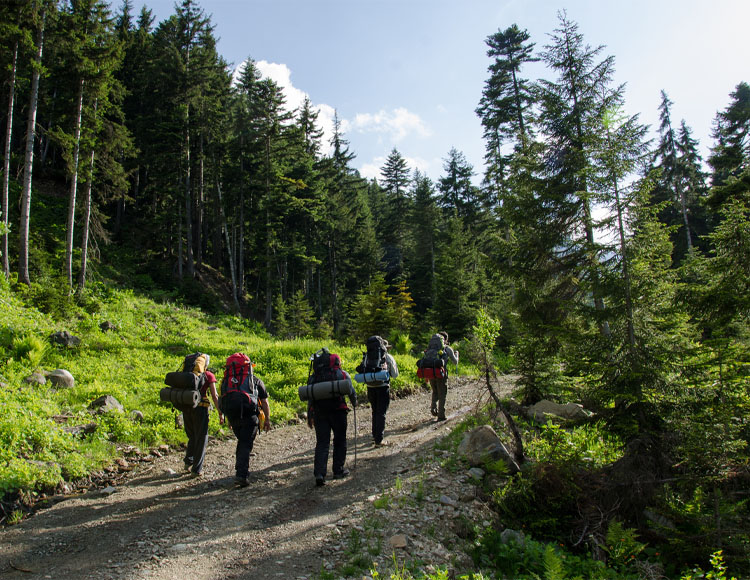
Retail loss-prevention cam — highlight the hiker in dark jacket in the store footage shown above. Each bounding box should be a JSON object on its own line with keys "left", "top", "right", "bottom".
{"left": 183, "top": 366, "right": 221, "bottom": 477}
{"left": 307, "top": 351, "right": 356, "bottom": 487}
{"left": 360, "top": 336, "right": 399, "bottom": 446}
{"left": 430, "top": 331, "right": 458, "bottom": 421}
{"left": 220, "top": 354, "right": 272, "bottom": 487}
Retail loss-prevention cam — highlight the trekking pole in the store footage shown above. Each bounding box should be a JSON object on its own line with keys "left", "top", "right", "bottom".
{"left": 353, "top": 403, "right": 358, "bottom": 469}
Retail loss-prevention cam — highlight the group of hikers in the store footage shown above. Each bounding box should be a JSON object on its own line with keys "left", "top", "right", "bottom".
{"left": 163, "top": 332, "right": 458, "bottom": 488}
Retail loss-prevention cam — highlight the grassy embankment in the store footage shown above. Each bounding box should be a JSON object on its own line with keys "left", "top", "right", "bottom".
{"left": 0, "top": 282, "right": 438, "bottom": 500}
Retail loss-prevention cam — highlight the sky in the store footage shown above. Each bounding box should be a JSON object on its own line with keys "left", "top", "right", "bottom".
{"left": 128, "top": 0, "right": 750, "bottom": 185}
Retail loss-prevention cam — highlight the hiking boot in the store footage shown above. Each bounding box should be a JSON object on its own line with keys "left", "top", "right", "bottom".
{"left": 234, "top": 476, "right": 250, "bottom": 488}
{"left": 190, "top": 470, "right": 203, "bottom": 478}
{"left": 333, "top": 469, "right": 350, "bottom": 479}
{"left": 183, "top": 462, "right": 192, "bottom": 472}
{"left": 315, "top": 476, "right": 325, "bottom": 487}
{"left": 437, "top": 416, "right": 447, "bottom": 422}
{"left": 375, "top": 439, "right": 389, "bottom": 447}
{"left": 430, "top": 406, "right": 438, "bottom": 416}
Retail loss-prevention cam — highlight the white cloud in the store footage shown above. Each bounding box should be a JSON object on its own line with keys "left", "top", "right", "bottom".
{"left": 234, "top": 59, "right": 432, "bottom": 162}
{"left": 350, "top": 107, "right": 432, "bottom": 142}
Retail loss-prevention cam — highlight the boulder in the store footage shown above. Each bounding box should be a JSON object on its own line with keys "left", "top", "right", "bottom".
{"left": 458, "top": 425, "right": 520, "bottom": 473}
{"left": 99, "top": 321, "right": 116, "bottom": 332}
{"left": 47, "top": 369, "right": 75, "bottom": 388}
{"left": 24, "top": 372, "right": 47, "bottom": 385}
{"left": 88, "top": 395, "right": 124, "bottom": 414}
{"left": 130, "top": 410, "right": 145, "bottom": 423}
{"left": 49, "top": 331, "right": 81, "bottom": 347}
{"left": 527, "top": 400, "right": 590, "bottom": 423}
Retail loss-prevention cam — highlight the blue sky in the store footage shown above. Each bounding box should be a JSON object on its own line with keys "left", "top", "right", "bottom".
{"left": 130, "top": 0, "right": 749, "bottom": 184}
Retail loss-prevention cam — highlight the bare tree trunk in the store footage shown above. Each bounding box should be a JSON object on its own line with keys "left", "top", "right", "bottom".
{"left": 177, "top": 199, "right": 183, "bottom": 280}
{"left": 2, "top": 40, "right": 18, "bottom": 278}
{"left": 65, "top": 78, "right": 85, "bottom": 289}
{"left": 183, "top": 119, "right": 194, "bottom": 278}
{"left": 18, "top": 6, "right": 46, "bottom": 286}
{"left": 77, "top": 147, "right": 95, "bottom": 291}
{"left": 195, "top": 133, "right": 204, "bottom": 267}
{"left": 216, "top": 179, "right": 240, "bottom": 312}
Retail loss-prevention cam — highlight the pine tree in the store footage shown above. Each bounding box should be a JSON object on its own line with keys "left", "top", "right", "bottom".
{"left": 379, "top": 148, "right": 411, "bottom": 280}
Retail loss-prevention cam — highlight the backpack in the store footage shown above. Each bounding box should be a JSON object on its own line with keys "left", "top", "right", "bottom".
{"left": 219, "top": 353, "right": 260, "bottom": 421}
{"left": 299, "top": 349, "right": 353, "bottom": 402}
{"left": 164, "top": 352, "right": 209, "bottom": 391}
{"left": 310, "top": 348, "right": 339, "bottom": 384}
{"left": 416, "top": 334, "right": 447, "bottom": 379}
{"left": 356, "top": 336, "right": 388, "bottom": 374}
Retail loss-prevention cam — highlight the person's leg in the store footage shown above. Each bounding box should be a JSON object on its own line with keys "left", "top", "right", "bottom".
{"left": 183, "top": 408, "right": 196, "bottom": 468}
{"left": 313, "top": 408, "right": 332, "bottom": 481}
{"left": 190, "top": 406, "right": 210, "bottom": 474}
{"left": 231, "top": 414, "right": 258, "bottom": 479}
{"left": 430, "top": 379, "right": 439, "bottom": 415}
{"left": 371, "top": 387, "right": 390, "bottom": 444}
{"left": 331, "top": 410, "right": 348, "bottom": 475}
{"left": 367, "top": 387, "right": 378, "bottom": 441}
{"left": 436, "top": 378, "right": 448, "bottom": 420}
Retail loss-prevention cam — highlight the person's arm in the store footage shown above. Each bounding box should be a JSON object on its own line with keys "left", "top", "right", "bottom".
{"left": 445, "top": 346, "right": 459, "bottom": 365}
{"left": 260, "top": 398, "right": 271, "bottom": 431}
{"left": 208, "top": 376, "right": 224, "bottom": 424}
{"left": 387, "top": 354, "right": 399, "bottom": 379}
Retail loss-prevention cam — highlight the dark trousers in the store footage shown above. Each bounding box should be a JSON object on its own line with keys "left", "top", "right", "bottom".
{"left": 367, "top": 386, "right": 390, "bottom": 444}
{"left": 430, "top": 377, "right": 448, "bottom": 419}
{"left": 313, "top": 406, "right": 348, "bottom": 479}
{"left": 230, "top": 414, "right": 259, "bottom": 479}
{"left": 183, "top": 405, "right": 209, "bottom": 474}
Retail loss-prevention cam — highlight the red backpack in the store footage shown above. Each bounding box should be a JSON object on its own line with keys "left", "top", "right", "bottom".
{"left": 219, "top": 353, "right": 259, "bottom": 420}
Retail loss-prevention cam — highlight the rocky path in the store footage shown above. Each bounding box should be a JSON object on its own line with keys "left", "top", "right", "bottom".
{"left": 0, "top": 377, "right": 511, "bottom": 580}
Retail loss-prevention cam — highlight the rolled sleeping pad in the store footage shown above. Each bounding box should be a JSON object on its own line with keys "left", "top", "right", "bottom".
{"left": 353, "top": 370, "right": 390, "bottom": 384}
{"left": 160, "top": 387, "right": 200, "bottom": 408}
{"left": 298, "top": 378, "right": 354, "bottom": 402}
{"left": 164, "top": 371, "right": 201, "bottom": 390}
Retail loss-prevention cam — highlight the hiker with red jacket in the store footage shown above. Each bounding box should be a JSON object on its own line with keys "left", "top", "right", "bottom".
{"left": 306, "top": 349, "right": 356, "bottom": 487}
{"left": 219, "top": 353, "right": 271, "bottom": 487}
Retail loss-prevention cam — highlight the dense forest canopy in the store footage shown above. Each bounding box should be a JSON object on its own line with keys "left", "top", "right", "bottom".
{"left": 1, "top": 0, "right": 749, "bottom": 571}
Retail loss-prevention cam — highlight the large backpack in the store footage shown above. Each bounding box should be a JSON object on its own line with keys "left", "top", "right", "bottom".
{"left": 161, "top": 353, "right": 209, "bottom": 409}
{"left": 417, "top": 334, "right": 447, "bottom": 379}
{"left": 299, "top": 349, "right": 353, "bottom": 402}
{"left": 164, "top": 352, "right": 209, "bottom": 390}
{"left": 219, "top": 353, "right": 259, "bottom": 421}
{"left": 356, "top": 336, "right": 388, "bottom": 374}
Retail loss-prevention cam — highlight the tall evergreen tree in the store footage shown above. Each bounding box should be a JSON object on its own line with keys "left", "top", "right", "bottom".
{"left": 379, "top": 148, "right": 411, "bottom": 280}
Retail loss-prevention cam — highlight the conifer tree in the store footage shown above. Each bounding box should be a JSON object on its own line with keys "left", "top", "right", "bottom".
{"left": 379, "top": 148, "right": 411, "bottom": 280}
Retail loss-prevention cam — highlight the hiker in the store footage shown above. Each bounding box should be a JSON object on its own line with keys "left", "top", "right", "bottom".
{"left": 421, "top": 331, "right": 458, "bottom": 421}
{"left": 219, "top": 353, "right": 271, "bottom": 487}
{"left": 305, "top": 349, "right": 357, "bottom": 487}
{"left": 356, "top": 336, "right": 399, "bottom": 446}
{"left": 182, "top": 364, "right": 221, "bottom": 476}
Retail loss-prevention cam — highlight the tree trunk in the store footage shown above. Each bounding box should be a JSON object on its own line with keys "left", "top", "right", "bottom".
{"left": 65, "top": 78, "right": 85, "bottom": 290}
{"left": 183, "top": 118, "right": 194, "bottom": 278}
{"left": 196, "top": 133, "right": 204, "bottom": 267}
{"left": 18, "top": 6, "right": 46, "bottom": 286}
{"left": 216, "top": 179, "right": 240, "bottom": 311}
{"left": 77, "top": 147, "right": 95, "bottom": 291}
{"left": 2, "top": 40, "right": 18, "bottom": 278}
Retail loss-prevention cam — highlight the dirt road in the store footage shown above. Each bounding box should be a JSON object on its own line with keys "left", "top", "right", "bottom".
{"left": 0, "top": 377, "right": 509, "bottom": 580}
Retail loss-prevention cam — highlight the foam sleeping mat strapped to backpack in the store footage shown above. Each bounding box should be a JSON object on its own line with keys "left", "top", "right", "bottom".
{"left": 159, "top": 386, "right": 200, "bottom": 408}
{"left": 298, "top": 378, "right": 353, "bottom": 402}
{"left": 353, "top": 370, "right": 390, "bottom": 384}
{"left": 164, "top": 371, "right": 203, "bottom": 390}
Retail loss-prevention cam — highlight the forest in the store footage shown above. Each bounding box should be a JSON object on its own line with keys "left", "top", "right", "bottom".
{"left": 0, "top": 0, "right": 748, "bottom": 577}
